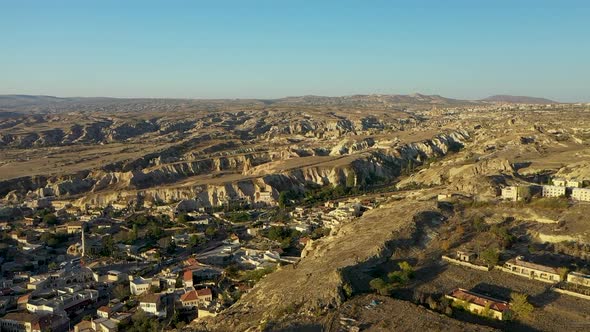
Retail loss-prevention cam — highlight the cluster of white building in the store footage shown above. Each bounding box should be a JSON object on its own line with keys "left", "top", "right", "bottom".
{"left": 289, "top": 200, "right": 369, "bottom": 230}
{"left": 25, "top": 287, "right": 99, "bottom": 316}
{"left": 26, "top": 266, "right": 94, "bottom": 292}
{"left": 501, "top": 177, "right": 590, "bottom": 202}
{"left": 236, "top": 248, "right": 282, "bottom": 269}
{"left": 501, "top": 256, "right": 590, "bottom": 293}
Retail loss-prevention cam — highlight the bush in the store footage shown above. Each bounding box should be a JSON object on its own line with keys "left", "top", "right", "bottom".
{"left": 490, "top": 225, "right": 516, "bottom": 249}
{"left": 369, "top": 278, "right": 391, "bottom": 296}
{"left": 480, "top": 247, "right": 500, "bottom": 267}
{"left": 43, "top": 214, "right": 59, "bottom": 225}
{"left": 370, "top": 261, "right": 415, "bottom": 296}
{"left": 241, "top": 266, "right": 276, "bottom": 283}
{"left": 227, "top": 211, "right": 252, "bottom": 223}
{"left": 510, "top": 292, "right": 533, "bottom": 320}
{"left": 265, "top": 226, "right": 301, "bottom": 248}
{"left": 342, "top": 283, "right": 353, "bottom": 298}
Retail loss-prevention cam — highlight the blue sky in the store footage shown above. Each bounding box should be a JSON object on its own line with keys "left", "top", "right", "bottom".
{"left": 1, "top": 0, "right": 589, "bottom": 101}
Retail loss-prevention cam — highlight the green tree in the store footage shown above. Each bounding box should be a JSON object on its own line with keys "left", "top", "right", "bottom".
{"left": 343, "top": 283, "right": 353, "bottom": 298}
{"left": 43, "top": 214, "right": 59, "bottom": 225}
{"left": 491, "top": 225, "right": 516, "bottom": 249}
{"left": 481, "top": 302, "right": 494, "bottom": 319}
{"left": 510, "top": 292, "right": 533, "bottom": 320}
{"left": 346, "top": 172, "right": 356, "bottom": 188}
{"left": 480, "top": 247, "right": 500, "bottom": 267}
{"left": 387, "top": 261, "right": 414, "bottom": 285}
{"left": 517, "top": 186, "right": 532, "bottom": 202}
{"left": 205, "top": 226, "right": 218, "bottom": 238}
{"left": 189, "top": 234, "right": 204, "bottom": 247}
{"left": 369, "top": 278, "right": 391, "bottom": 296}
{"left": 176, "top": 213, "right": 188, "bottom": 223}
{"left": 224, "top": 264, "right": 240, "bottom": 279}
{"left": 557, "top": 267, "right": 569, "bottom": 281}
{"left": 278, "top": 191, "right": 288, "bottom": 209}
{"left": 166, "top": 241, "right": 177, "bottom": 254}
{"left": 113, "top": 283, "right": 130, "bottom": 300}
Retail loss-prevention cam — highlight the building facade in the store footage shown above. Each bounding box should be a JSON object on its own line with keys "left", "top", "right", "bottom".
{"left": 503, "top": 256, "right": 561, "bottom": 282}
{"left": 542, "top": 185, "right": 566, "bottom": 198}
{"left": 567, "top": 271, "right": 590, "bottom": 287}
{"left": 572, "top": 188, "right": 590, "bottom": 202}
{"left": 501, "top": 186, "right": 519, "bottom": 201}
{"left": 129, "top": 277, "right": 151, "bottom": 296}
{"left": 139, "top": 293, "right": 166, "bottom": 318}
{"left": 445, "top": 288, "right": 510, "bottom": 320}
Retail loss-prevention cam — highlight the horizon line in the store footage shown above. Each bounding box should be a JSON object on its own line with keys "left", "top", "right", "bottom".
{"left": 0, "top": 92, "right": 579, "bottom": 104}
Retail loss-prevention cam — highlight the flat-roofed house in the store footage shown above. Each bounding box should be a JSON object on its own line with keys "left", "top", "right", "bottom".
{"left": 501, "top": 186, "right": 520, "bottom": 201}
{"left": 542, "top": 185, "right": 566, "bottom": 198}
{"left": 445, "top": 288, "right": 510, "bottom": 320}
{"left": 572, "top": 188, "right": 590, "bottom": 202}
{"left": 567, "top": 179, "right": 582, "bottom": 188}
{"left": 552, "top": 178, "right": 567, "bottom": 187}
{"left": 0, "top": 312, "right": 69, "bottom": 332}
{"left": 129, "top": 277, "right": 151, "bottom": 296}
{"left": 567, "top": 271, "right": 590, "bottom": 287}
{"left": 457, "top": 250, "right": 477, "bottom": 262}
{"left": 503, "top": 256, "right": 561, "bottom": 282}
{"left": 66, "top": 221, "right": 85, "bottom": 234}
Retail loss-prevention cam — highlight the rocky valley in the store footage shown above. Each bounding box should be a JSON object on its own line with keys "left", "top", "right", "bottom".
{"left": 2, "top": 95, "right": 590, "bottom": 332}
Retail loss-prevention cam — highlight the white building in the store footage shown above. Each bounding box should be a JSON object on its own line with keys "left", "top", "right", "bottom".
{"left": 572, "top": 188, "right": 590, "bottom": 202}
{"left": 139, "top": 293, "right": 167, "bottom": 318}
{"left": 129, "top": 277, "right": 151, "bottom": 296}
{"left": 567, "top": 271, "right": 590, "bottom": 287}
{"left": 501, "top": 186, "right": 520, "bottom": 201}
{"left": 26, "top": 289, "right": 98, "bottom": 316}
{"left": 553, "top": 178, "right": 582, "bottom": 188}
{"left": 542, "top": 185, "right": 566, "bottom": 198}
{"left": 567, "top": 179, "right": 582, "bottom": 188}
{"left": 254, "top": 191, "right": 276, "bottom": 206}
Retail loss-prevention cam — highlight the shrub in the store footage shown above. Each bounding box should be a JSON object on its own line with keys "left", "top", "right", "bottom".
{"left": 480, "top": 247, "right": 500, "bottom": 267}
{"left": 510, "top": 292, "right": 533, "bottom": 320}
{"left": 342, "top": 283, "right": 353, "bottom": 298}
{"left": 369, "top": 278, "right": 391, "bottom": 296}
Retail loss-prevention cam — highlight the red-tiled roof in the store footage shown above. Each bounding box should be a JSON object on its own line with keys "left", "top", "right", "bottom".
{"left": 196, "top": 288, "right": 212, "bottom": 298}
{"left": 183, "top": 270, "right": 193, "bottom": 281}
{"left": 180, "top": 290, "right": 198, "bottom": 302}
{"left": 184, "top": 257, "right": 198, "bottom": 266}
{"left": 449, "top": 288, "right": 509, "bottom": 312}
{"left": 17, "top": 294, "right": 30, "bottom": 304}
{"left": 97, "top": 306, "right": 111, "bottom": 313}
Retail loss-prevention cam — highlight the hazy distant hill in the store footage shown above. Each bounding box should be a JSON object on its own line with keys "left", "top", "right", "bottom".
{"left": 0, "top": 93, "right": 480, "bottom": 114}
{"left": 482, "top": 95, "right": 558, "bottom": 104}
{"left": 0, "top": 95, "right": 69, "bottom": 108}
{"left": 272, "top": 93, "right": 476, "bottom": 107}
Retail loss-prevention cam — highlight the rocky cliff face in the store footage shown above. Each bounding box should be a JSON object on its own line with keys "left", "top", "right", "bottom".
{"left": 1, "top": 130, "right": 470, "bottom": 209}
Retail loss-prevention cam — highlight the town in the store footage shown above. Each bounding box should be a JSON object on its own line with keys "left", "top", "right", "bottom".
{"left": 2, "top": 171, "right": 590, "bottom": 331}
{"left": 0, "top": 183, "right": 382, "bottom": 331}
{"left": 1, "top": 94, "right": 589, "bottom": 331}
